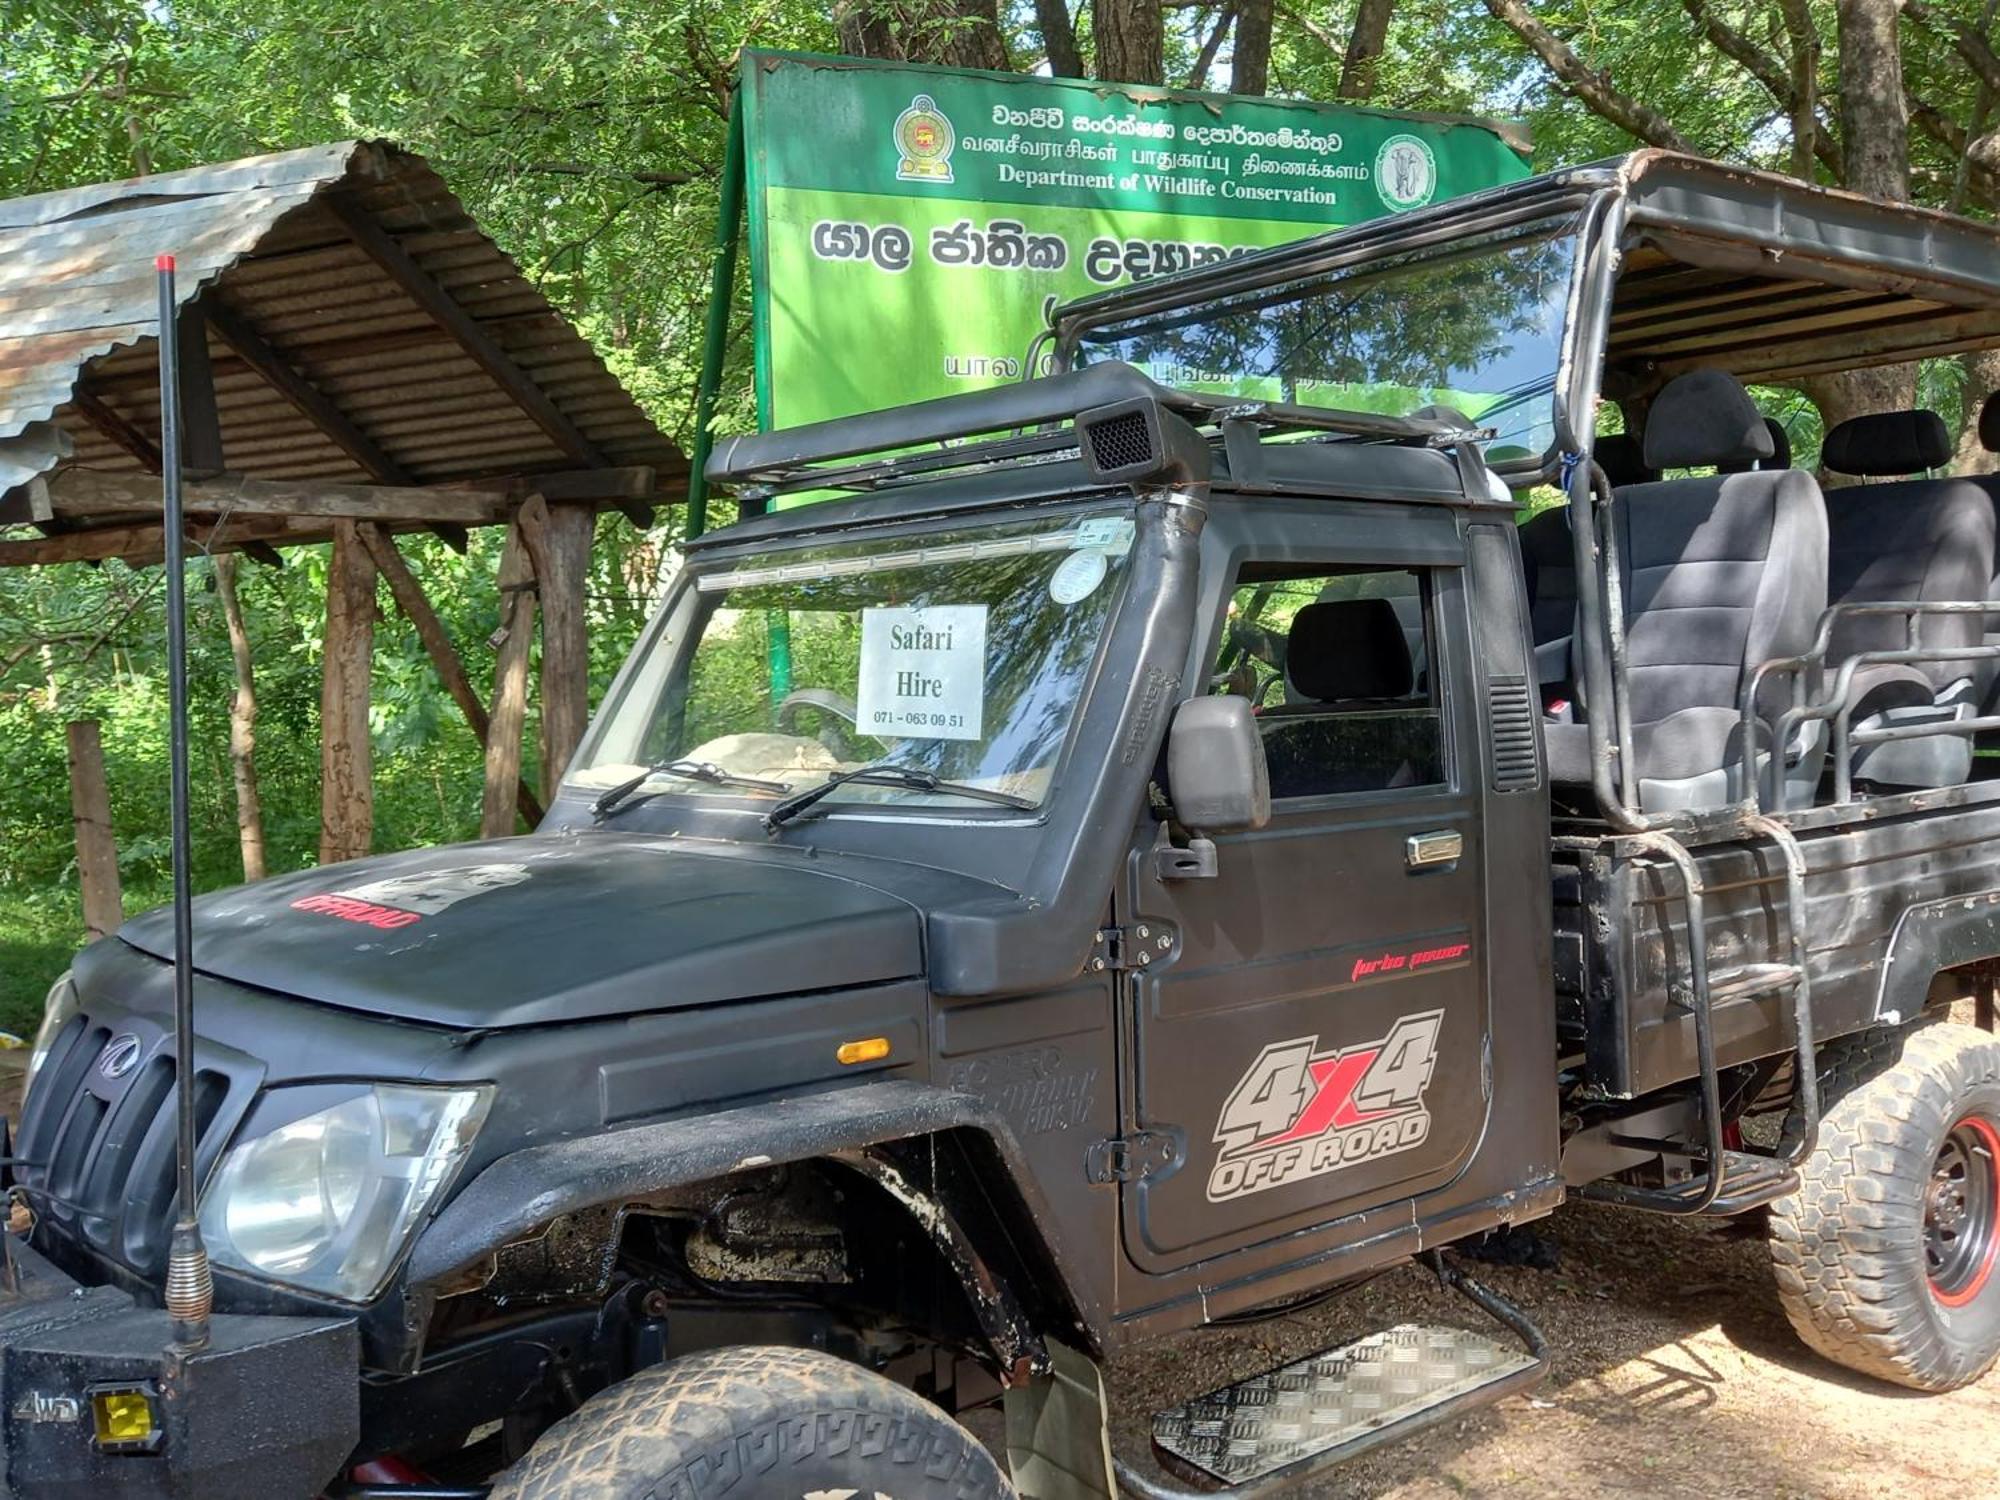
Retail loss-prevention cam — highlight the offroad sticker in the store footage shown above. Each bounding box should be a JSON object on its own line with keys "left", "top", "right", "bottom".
{"left": 291, "top": 862, "right": 531, "bottom": 929}
{"left": 1207, "top": 1011, "right": 1444, "bottom": 1203}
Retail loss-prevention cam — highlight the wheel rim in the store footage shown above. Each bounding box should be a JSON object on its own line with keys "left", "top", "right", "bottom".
{"left": 1926, "top": 1112, "right": 2000, "bottom": 1308}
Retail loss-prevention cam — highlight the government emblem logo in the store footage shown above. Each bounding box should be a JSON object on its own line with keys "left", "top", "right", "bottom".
{"left": 894, "top": 94, "right": 955, "bottom": 184}
{"left": 1375, "top": 133, "right": 1438, "bottom": 211}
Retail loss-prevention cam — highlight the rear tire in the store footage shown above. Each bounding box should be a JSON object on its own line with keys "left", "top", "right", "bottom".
{"left": 1768, "top": 1019, "right": 2000, "bottom": 1392}
{"left": 488, "top": 1345, "right": 1014, "bottom": 1500}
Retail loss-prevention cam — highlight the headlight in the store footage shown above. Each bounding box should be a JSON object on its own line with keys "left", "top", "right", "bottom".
{"left": 199, "top": 1082, "right": 491, "bottom": 1302}
{"left": 23, "top": 972, "right": 79, "bottom": 1106}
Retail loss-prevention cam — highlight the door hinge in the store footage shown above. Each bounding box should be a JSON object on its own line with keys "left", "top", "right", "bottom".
{"left": 1089, "top": 924, "right": 1175, "bottom": 973}
{"left": 1086, "top": 1129, "right": 1180, "bottom": 1184}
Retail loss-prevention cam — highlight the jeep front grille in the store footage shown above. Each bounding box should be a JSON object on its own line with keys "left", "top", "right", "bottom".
{"left": 14, "top": 1011, "right": 256, "bottom": 1276}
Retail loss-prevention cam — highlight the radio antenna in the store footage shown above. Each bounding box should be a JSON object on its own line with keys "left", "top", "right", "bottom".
{"left": 156, "top": 254, "right": 213, "bottom": 1350}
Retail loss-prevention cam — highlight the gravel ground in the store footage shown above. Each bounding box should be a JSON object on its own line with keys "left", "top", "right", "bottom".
{"left": 1099, "top": 1199, "right": 2000, "bottom": 1500}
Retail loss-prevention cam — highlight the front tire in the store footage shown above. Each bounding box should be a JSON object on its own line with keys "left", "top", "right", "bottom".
{"left": 489, "top": 1345, "right": 1014, "bottom": 1500}
{"left": 1769, "top": 1019, "right": 2000, "bottom": 1392}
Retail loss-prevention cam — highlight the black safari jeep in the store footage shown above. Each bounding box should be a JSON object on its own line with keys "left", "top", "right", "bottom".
{"left": 9, "top": 150, "right": 2000, "bottom": 1499}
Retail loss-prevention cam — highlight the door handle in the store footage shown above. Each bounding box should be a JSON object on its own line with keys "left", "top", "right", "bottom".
{"left": 1405, "top": 830, "right": 1462, "bottom": 869}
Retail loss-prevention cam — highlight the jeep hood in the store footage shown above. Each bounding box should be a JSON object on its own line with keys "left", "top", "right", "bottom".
{"left": 116, "top": 835, "right": 923, "bottom": 1029}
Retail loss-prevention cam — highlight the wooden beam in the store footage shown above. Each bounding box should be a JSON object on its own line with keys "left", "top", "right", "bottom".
{"left": 319, "top": 520, "right": 376, "bottom": 865}
{"left": 0, "top": 515, "right": 309, "bottom": 567}
{"left": 358, "top": 523, "right": 546, "bottom": 825}
{"left": 44, "top": 469, "right": 505, "bottom": 525}
{"left": 65, "top": 720, "right": 124, "bottom": 941}
{"left": 520, "top": 466, "right": 657, "bottom": 504}
{"left": 176, "top": 303, "right": 227, "bottom": 476}
{"left": 324, "top": 193, "right": 608, "bottom": 469}
{"left": 537, "top": 503, "right": 595, "bottom": 802}
{"left": 203, "top": 297, "right": 414, "bottom": 485}
{"left": 481, "top": 500, "right": 542, "bottom": 838}
{"left": 69, "top": 390, "right": 162, "bottom": 472}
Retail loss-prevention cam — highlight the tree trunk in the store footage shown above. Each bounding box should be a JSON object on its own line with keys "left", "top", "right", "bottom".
{"left": 1034, "top": 0, "right": 1083, "bottom": 76}
{"left": 1337, "top": 0, "right": 1397, "bottom": 100}
{"left": 1953, "top": 348, "right": 2000, "bottom": 475}
{"left": 837, "top": 0, "right": 1011, "bottom": 70}
{"left": 537, "top": 504, "right": 596, "bottom": 803}
{"left": 481, "top": 507, "right": 541, "bottom": 840}
{"left": 1806, "top": 0, "right": 1916, "bottom": 433}
{"left": 213, "top": 554, "right": 267, "bottom": 883}
{"left": 1232, "top": 0, "right": 1274, "bottom": 95}
{"left": 1481, "top": 0, "right": 1693, "bottom": 150}
{"left": 1094, "top": 0, "right": 1165, "bottom": 85}
{"left": 65, "top": 720, "right": 123, "bottom": 942}
{"left": 318, "top": 520, "right": 376, "bottom": 865}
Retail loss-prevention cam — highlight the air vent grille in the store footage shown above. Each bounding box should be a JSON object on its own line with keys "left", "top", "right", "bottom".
{"left": 1488, "top": 674, "right": 1540, "bottom": 791}
{"left": 1083, "top": 410, "right": 1155, "bottom": 473}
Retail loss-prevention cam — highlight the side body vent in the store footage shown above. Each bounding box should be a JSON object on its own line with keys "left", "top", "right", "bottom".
{"left": 1488, "top": 674, "right": 1540, "bottom": 790}
{"left": 1466, "top": 523, "right": 1545, "bottom": 794}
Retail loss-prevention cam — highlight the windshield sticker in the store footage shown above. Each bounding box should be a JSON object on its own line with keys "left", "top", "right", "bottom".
{"left": 856, "top": 604, "right": 986, "bottom": 740}
{"left": 1048, "top": 548, "right": 1108, "bottom": 605}
{"left": 291, "top": 862, "right": 531, "bottom": 929}
{"left": 1073, "top": 516, "right": 1135, "bottom": 553}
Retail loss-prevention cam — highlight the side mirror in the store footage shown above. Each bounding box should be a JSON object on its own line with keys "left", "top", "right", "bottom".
{"left": 1167, "top": 695, "right": 1270, "bottom": 836}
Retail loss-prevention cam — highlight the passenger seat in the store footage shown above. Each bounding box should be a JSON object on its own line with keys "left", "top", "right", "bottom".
{"left": 1544, "top": 370, "right": 1827, "bottom": 813}
{"left": 1520, "top": 433, "right": 1656, "bottom": 681}
{"left": 1821, "top": 409, "right": 1995, "bottom": 789}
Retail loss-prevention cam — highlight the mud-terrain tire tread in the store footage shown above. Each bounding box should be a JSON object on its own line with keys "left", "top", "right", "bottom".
{"left": 1768, "top": 1018, "right": 2000, "bottom": 1392}
{"left": 489, "top": 1345, "right": 1013, "bottom": 1500}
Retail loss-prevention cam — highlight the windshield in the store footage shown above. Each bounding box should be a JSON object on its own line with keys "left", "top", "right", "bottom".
{"left": 1067, "top": 221, "right": 1579, "bottom": 459}
{"left": 571, "top": 506, "right": 1137, "bottom": 813}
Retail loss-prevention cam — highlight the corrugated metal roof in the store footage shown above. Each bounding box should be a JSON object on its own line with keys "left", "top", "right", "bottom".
{"left": 0, "top": 139, "right": 687, "bottom": 542}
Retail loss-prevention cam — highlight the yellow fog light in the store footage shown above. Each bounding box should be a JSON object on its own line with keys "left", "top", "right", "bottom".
{"left": 836, "top": 1036, "right": 892, "bottom": 1065}
{"left": 90, "top": 1385, "right": 161, "bottom": 1452}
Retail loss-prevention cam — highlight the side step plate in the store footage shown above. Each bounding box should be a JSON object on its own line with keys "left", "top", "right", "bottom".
{"left": 1152, "top": 1322, "right": 1540, "bottom": 1487}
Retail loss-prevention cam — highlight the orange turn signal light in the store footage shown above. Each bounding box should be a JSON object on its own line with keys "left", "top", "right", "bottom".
{"left": 836, "top": 1036, "right": 892, "bottom": 1066}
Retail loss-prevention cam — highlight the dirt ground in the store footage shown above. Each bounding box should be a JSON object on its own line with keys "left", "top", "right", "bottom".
{"left": 1102, "top": 1200, "right": 2000, "bottom": 1500}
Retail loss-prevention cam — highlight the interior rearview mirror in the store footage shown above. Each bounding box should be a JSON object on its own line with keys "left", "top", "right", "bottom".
{"left": 1167, "top": 695, "right": 1271, "bottom": 836}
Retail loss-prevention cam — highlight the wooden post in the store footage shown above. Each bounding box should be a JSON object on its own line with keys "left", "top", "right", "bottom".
{"left": 319, "top": 520, "right": 377, "bottom": 864}
{"left": 65, "top": 720, "right": 124, "bottom": 940}
{"left": 213, "top": 555, "right": 267, "bottom": 882}
{"left": 538, "top": 503, "right": 595, "bottom": 802}
{"left": 358, "top": 524, "right": 545, "bottom": 825}
{"left": 480, "top": 499, "right": 543, "bottom": 839}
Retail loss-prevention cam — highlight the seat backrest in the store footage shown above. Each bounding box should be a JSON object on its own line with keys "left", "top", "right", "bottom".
{"left": 1520, "top": 436, "right": 1659, "bottom": 650}
{"left": 1822, "top": 409, "right": 1996, "bottom": 688}
{"left": 1614, "top": 370, "right": 1827, "bottom": 731}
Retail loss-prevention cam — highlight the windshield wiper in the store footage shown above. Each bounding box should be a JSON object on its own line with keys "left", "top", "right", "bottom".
{"left": 762, "top": 761, "right": 1035, "bottom": 833}
{"left": 592, "top": 760, "right": 793, "bottom": 822}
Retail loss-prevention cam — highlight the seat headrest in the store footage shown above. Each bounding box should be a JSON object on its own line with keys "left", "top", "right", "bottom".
{"left": 1286, "top": 599, "right": 1412, "bottom": 702}
{"left": 1722, "top": 417, "right": 1793, "bottom": 473}
{"left": 1823, "top": 409, "right": 1951, "bottom": 476}
{"left": 1594, "top": 432, "right": 1658, "bottom": 487}
{"left": 1979, "top": 391, "right": 2000, "bottom": 453}
{"left": 1642, "top": 370, "right": 1773, "bottom": 471}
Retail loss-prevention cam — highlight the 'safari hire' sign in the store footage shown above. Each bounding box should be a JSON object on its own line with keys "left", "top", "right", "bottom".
{"left": 857, "top": 604, "right": 987, "bottom": 740}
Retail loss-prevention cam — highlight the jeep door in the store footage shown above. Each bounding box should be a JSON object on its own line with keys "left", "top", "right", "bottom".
{"left": 1114, "top": 501, "right": 1499, "bottom": 1273}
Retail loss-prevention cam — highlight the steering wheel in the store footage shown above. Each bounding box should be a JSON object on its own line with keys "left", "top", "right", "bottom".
{"left": 776, "top": 688, "right": 865, "bottom": 758}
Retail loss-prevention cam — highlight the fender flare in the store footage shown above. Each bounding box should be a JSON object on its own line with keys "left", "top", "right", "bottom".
{"left": 406, "top": 1079, "right": 1052, "bottom": 1376}
{"left": 1875, "top": 888, "right": 2000, "bottom": 1024}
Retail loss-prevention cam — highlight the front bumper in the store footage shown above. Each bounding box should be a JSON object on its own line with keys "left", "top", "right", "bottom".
{"left": 0, "top": 1234, "right": 357, "bottom": 1499}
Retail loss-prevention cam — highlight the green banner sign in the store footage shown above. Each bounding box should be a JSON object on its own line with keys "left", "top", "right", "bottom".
{"left": 739, "top": 51, "right": 1532, "bottom": 431}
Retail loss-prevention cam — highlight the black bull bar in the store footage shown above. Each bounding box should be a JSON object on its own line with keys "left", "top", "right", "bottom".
{"left": 0, "top": 1232, "right": 356, "bottom": 1498}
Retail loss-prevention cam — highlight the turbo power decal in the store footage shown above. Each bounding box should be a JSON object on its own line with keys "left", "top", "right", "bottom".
{"left": 1207, "top": 1010, "right": 1444, "bottom": 1203}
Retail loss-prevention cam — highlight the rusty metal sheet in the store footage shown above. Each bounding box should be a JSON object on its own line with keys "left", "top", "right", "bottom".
{"left": 0, "top": 138, "right": 685, "bottom": 546}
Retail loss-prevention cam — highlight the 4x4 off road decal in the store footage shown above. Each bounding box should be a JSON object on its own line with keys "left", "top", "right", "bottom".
{"left": 1207, "top": 1011, "right": 1444, "bottom": 1202}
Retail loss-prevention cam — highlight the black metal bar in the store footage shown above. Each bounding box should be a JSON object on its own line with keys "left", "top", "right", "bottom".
{"left": 1743, "top": 813, "right": 1819, "bottom": 1167}
{"left": 1578, "top": 832, "right": 1727, "bottom": 1213}
{"left": 155, "top": 253, "right": 212, "bottom": 1349}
